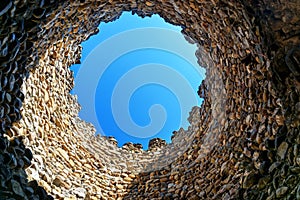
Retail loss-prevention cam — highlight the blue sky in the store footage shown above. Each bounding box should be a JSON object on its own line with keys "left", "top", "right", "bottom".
{"left": 70, "top": 12, "right": 205, "bottom": 149}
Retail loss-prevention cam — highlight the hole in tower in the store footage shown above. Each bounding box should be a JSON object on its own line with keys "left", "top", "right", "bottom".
{"left": 70, "top": 12, "right": 206, "bottom": 149}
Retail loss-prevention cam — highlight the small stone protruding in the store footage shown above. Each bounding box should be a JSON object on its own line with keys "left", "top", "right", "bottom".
{"left": 148, "top": 138, "right": 167, "bottom": 151}
{"left": 122, "top": 142, "right": 143, "bottom": 152}
{"left": 104, "top": 136, "right": 118, "bottom": 146}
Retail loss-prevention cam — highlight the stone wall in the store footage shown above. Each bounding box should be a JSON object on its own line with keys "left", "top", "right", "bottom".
{"left": 0, "top": 0, "right": 299, "bottom": 199}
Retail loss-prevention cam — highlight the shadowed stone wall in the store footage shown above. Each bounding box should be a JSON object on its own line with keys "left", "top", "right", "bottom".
{"left": 0, "top": 0, "right": 299, "bottom": 199}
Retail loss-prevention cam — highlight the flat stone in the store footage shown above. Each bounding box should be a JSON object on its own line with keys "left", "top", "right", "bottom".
{"left": 276, "top": 186, "right": 288, "bottom": 198}
{"left": 53, "top": 176, "right": 64, "bottom": 187}
{"left": 116, "top": 184, "right": 124, "bottom": 190}
{"left": 269, "top": 162, "right": 281, "bottom": 173}
{"left": 242, "top": 172, "right": 257, "bottom": 189}
{"left": 277, "top": 142, "right": 289, "bottom": 160}
{"left": 57, "top": 147, "right": 69, "bottom": 160}
{"left": 0, "top": 0, "right": 12, "bottom": 16}
{"left": 11, "top": 179, "right": 25, "bottom": 197}
{"left": 258, "top": 176, "right": 271, "bottom": 189}
{"left": 73, "top": 187, "right": 86, "bottom": 198}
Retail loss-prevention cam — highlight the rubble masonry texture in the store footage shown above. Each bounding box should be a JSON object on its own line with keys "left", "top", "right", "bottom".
{"left": 0, "top": 0, "right": 299, "bottom": 199}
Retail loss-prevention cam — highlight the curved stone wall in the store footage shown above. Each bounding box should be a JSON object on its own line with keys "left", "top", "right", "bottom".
{"left": 0, "top": 0, "right": 299, "bottom": 199}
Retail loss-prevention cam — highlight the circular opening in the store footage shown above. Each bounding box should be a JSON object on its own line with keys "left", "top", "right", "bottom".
{"left": 70, "top": 12, "right": 206, "bottom": 149}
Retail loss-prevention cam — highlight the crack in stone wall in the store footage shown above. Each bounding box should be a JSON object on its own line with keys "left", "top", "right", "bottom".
{"left": 0, "top": 0, "right": 299, "bottom": 199}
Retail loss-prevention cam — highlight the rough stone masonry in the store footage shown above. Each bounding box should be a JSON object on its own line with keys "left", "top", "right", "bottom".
{"left": 0, "top": 0, "right": 299, "bottom": 199}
